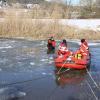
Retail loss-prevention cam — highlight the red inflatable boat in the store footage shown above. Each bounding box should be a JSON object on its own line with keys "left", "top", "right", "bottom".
{"left": 54, "top": 52, "right": 91, "bottom": 69}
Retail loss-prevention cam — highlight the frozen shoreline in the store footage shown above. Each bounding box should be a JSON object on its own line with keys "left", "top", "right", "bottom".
{"left": 31, "top": 19, "right": 100, "bottom": 31}
{"left": 59, "top": 19, "right": 100, "bottom": 31}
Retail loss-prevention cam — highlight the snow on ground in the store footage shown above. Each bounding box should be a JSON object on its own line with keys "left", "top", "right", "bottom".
{"left": 33, "top": 19, "right": 100, "bottom": 31}
{"left": 31, "top": 19, "right": 100, "bottom": 31}
{"left": 59, "top": 19, "right": 100, "bottom": 31}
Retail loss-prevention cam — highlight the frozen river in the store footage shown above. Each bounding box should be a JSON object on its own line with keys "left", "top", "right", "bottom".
{"left": 0, "top": 38, "right": 100, "bottom": 100}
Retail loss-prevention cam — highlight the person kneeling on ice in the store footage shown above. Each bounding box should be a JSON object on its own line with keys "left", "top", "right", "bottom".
{"left": 74, "top": 39, "right": 89, "bottom": 59}
{"left": 47, "top": 36, "right": 56, "bottom": 53}
{"left": 58, "top": 39, "right": 72, "bottom": 57}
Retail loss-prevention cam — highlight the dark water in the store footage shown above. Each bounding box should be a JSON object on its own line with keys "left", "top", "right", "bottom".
{"left": 0, "top": 38, "right": 100, "bottom": 100}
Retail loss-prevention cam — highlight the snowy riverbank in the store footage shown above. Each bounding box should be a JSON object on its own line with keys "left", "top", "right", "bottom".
{"left": 59, "top": 19, "right": 100, "bottom": 31}
{"left": 31, "top": 19, "right": 100, "bottom": 31}
{"left": 0, "top": 19, "right": 100, "bottom": 31}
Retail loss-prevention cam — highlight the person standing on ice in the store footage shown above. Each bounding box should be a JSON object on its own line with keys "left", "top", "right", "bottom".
{"left": 47, "top": 36, "right": 56, "bottom": 53}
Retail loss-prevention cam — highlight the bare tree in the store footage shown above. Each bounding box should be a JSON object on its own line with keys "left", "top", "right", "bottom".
{"left": 95, "top": 0, "right": 100, "bottom": 6}
{"left": 80, "top": 0, "right": 94, "bottom": 11}
{"left": 79, "top": 0, "right": 96, "bottom": 18}
{"left": 65, "top": 0, "right": 72, "bottom": 18}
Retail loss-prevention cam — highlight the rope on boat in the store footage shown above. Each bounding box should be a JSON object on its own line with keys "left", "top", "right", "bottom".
{"left": 0, "top": 76, "right": 48, "bottom": 87}
{"left": 58, "top": 68, "right": 70, "bottom": 75}
{"left": 56, "top": 61, "right": 68, "bottom": 75}
{"left": 86, "top": 68, "right": 100, "bottom": 90}
{"left": 86, "top": 80, "right": 99, "bottom": 100}
{"left": 57, "top": 68, "right": 70, "bottom": 81}
{"left": 86, "top": 68, "right": 100, "bottom": 100}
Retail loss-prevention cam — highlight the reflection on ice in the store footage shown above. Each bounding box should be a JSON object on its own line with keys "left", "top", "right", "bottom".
{"left": 55, "top": 69, "right": 87, "bottom": 87}
{"left": 48, "top": 61, "right": 54, "bottom": 64}
{"left": 1, "top": 51, "right": 6, "bottom": 53}
{"left": 39, "top": 41, "right": 45, "bottom": 46}
{"left": 30, "top": 62, "right": 35, "bottom": 65}
{"left": 0, "top": 87, "right": 26, "bottom": 100}
{"left": 0, "top": 46, "right": 12, "bottom": 49}
{"left": 40, "top": 59, "right": 48, "bottom": 62}
{"left": 42, "top": 72, "right": 47, "bottom": 75}
{"left": 88, "top": 43, "right": 100, "bottom": 46}
{"left": 42, "top": 72, "right": 53, "bottom": 76}
{"left": 0, "top": 68, "right": 2, "bottom": 71}
{"left": 49, "top": 57, "right": 53, "bottom": 60}
{"left": 0, "top": 58, "right": 9, "bottom": 64}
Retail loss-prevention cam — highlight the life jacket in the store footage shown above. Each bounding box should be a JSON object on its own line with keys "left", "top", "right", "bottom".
{"left": 52, "top": 40, "right": 56, "bottom": 47}
{"left": 74, "top": 53, "right": 82, "bottom": 59}
{"left": 79, "top": 41, "right": 89, "bottom": 56}
{"left": 58, "top": 43, "right": 69, "bottom": 55}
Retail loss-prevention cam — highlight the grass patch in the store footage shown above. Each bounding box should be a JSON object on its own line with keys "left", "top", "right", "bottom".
{"left": 0, "top": 17, "right": 100, "bottom": 40}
